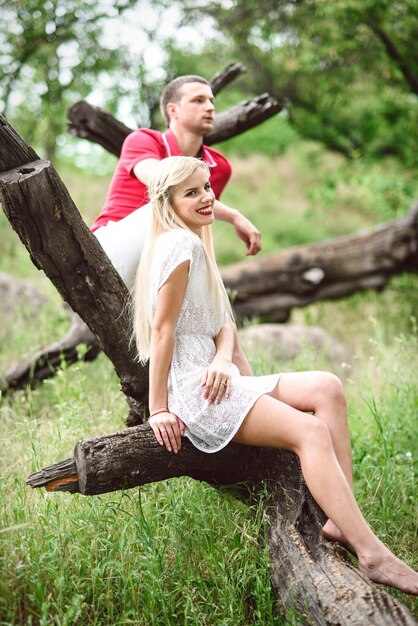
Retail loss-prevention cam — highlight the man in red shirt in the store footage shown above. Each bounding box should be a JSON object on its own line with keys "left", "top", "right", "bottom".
{"left": 91, "top": 75, "right": 261, "bottom": 291}
{"left": 5, "top": 75, "right": 257, "bottom": 388}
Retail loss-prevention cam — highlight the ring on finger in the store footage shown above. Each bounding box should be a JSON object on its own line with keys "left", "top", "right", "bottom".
{"left": 221, "top": 382, "right": 227, "bottom": 388}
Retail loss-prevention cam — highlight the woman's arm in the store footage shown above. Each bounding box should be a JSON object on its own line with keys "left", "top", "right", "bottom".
{"left": 201, "top": 319, "right": 235, "bottom": 404}
{"left": 148, "top": 260, "right": 190, "bottom": 453}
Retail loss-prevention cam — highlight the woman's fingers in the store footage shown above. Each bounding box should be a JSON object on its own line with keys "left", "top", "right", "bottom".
{"left": 225, "top": 378, "right": 231, "bottom": 399}
{"left": 177, "top": 417, "right": 186, "bottom": 436}
{"left": 207, "top": 374, "right": 231, "bottom": 404}
{"left": 149, "top": 414, "right": 182, "bottom": 453}
{"left": 203, "top": 370, "right": 216, "bottom": 400}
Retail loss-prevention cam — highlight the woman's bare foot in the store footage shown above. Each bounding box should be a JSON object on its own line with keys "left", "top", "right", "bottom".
{"left": 322, "top": 519, "right": 356, "bottom": 556}
{"left": 358, "top": 550, "right": 418, "bottom": 595}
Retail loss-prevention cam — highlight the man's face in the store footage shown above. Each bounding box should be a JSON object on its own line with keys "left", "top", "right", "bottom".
{"left": 169, "top": 82, "right": 215, "bottom": 135}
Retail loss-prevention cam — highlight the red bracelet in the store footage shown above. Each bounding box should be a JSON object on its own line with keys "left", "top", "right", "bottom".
{"left": 149, "top": 408, "right": 169, "bottom": 418}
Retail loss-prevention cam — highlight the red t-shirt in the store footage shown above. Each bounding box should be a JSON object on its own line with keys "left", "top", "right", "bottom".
{"left": 91, "top": 129, "right": 232, "bottom": 231}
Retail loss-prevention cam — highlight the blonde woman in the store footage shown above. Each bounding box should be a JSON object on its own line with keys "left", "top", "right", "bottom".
{"left": 133, "top": 156, "right": 418, "bottom": 595}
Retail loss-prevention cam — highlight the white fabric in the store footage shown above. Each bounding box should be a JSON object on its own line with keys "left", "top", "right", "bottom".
{"left": 150, "top": 229, "right": 281, "bottom": 453}
{"left": 94, "top": 202, "right": 153, "bottom": 291}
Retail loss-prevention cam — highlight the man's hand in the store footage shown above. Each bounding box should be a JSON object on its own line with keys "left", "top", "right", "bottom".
{"left": 212, "top": 200, "right": 261, "bottom": 256}
{"left": 232, "top": 213, "right": 261, "bottom": 256}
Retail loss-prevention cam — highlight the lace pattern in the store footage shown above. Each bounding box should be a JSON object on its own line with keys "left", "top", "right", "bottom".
{"left": 150, "top": 228, "right": 281, "bottom": 453}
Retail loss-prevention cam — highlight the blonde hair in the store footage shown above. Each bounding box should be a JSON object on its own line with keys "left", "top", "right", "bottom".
{"left": 133, "top": 156, "right": 234, "bottom": 363}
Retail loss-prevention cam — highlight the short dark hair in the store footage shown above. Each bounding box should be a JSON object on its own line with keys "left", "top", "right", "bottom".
{"left": 160, "top": 75, "right": 210, "bottom": 127}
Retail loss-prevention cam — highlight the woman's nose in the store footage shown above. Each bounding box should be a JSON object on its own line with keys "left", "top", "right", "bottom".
{"left": 202, "top": 188, "right": 214, "bottom": 201}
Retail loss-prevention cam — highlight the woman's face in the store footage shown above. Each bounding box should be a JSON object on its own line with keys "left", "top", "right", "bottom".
{"left": 171, "top": 168, "right": 215, "bottom": 234}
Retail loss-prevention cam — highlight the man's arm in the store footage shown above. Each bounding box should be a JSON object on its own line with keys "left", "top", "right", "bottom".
{"left": 133, "top": 160, "right": 261, "bottom": 256}
{"left": 213, "top": 199, "right": 261, "bottom": 256}
{"left": 133, "top": 158, "right": 160, "bottom": 186}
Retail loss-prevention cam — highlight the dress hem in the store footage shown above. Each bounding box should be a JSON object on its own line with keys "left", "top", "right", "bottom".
{"left": 183, "top": 373, "right": 282, "bottom": 454}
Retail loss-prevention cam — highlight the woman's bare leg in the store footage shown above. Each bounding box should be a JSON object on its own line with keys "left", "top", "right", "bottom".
{"left": 233, "top": 394, "right": 418, "bottom": 595}
{"left": 269, "top": 372, "right": 352, "bottom": 546}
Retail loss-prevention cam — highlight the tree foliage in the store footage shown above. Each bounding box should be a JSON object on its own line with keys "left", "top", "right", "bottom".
{"left": 0, "top": 0, "right": 137, "bottom": 160}
{"left": 168, "top": 0, "right": 418, "bottom": 165}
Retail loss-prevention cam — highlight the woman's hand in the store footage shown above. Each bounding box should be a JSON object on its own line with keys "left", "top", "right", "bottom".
{"left": 149, "top": 412, "right": 185, "bottom": 454}
{"left": 201, "top": 355, "right": 231, "bottom": 404}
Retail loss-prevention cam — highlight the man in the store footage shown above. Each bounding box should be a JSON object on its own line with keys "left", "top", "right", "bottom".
{"left": 5, "top": 75, "right": 258, "bottom": 390}
{"left": 91, "top": 75, "right": 261, "bottom": 291}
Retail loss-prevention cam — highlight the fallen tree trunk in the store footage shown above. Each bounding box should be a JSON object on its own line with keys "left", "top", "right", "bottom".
{"left": 1, "top": 309, "right": 100, "bottom": 391}
{"left": 4, "top": 203, "right": 416, "bottom": 392}
{"left": 26, "top": 425, "right": 418, "bottom": 626}
{"left": 67, "top": 63, "right": 282, "bottom": 155}
{"left": 222, "top": 202, "right": 418, "bottom": 321}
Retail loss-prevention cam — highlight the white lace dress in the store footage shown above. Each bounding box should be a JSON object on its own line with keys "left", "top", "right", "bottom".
{"left": 149, "top": 229, "right": 281, "bottom": 453}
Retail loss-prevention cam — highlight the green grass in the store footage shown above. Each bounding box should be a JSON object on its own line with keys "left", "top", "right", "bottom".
{"left": 1, "top": 142, "right": 417, "bottom": 623}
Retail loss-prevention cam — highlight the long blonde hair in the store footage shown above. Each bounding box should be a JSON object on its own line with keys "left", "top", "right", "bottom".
{"left": 133, "top": 156, "right": 234, "bottom": 363}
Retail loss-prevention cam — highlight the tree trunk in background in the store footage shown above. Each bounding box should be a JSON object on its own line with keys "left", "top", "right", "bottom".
{"left": 221, "top": 203, "right": 418, "bottom": 321}
{"left": 67, "top": 94, "right": 283, "bottom": 156}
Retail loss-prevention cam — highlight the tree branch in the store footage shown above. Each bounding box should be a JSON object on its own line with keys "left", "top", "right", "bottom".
{"left": 67, "top": 94, "right": 283, "bottom": 155}
{"left": 209, "top": 62, "right": 246, "bottom": 95}
{"left": 367, "top": 20, "right": 418, "bottom": 95}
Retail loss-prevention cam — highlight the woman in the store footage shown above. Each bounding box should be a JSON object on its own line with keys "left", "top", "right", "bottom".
{"left": 133, "top": 156, "right": 418, "bottom": 595}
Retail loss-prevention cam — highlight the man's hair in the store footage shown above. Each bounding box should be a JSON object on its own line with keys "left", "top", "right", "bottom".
{"left": 160, "top": 75, "right": 210, "bottom": 127}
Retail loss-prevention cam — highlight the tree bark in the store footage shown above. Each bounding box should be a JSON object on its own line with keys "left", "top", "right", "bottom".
{"left": 1, "top": 310, "right": 100, "bottom": 392}
{"left": 367, "top": 21, "right": 418, "bottom": 96}
{"left": 0, "top": 116, "right": 148, "bottom": 410}
{"left": 67, "top": 93, "right": 283, "bottom": 157}
{"left": 221, "top": 203, "right": 418, "bottom": 321}
{"left": 26, "top": 426, "right": 418, "bottom": 626}
{"left": 209, "top": 62, "right": 246, "bottom": 95}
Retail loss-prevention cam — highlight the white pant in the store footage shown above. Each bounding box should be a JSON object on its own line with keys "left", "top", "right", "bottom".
{"left": 93, "top": 203, "right": 152, "bottom": 291}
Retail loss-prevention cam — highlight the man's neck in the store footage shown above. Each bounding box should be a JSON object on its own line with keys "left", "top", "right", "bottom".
{"left": 168, "top": 124, "right": 204, "bottom": 158}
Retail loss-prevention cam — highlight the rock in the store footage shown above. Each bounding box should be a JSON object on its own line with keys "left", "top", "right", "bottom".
{"left": 0, "top": 272, "right": 47, "bottom": 318}
{"left": 238, "top": 323, "right": 349, "bottom": 369}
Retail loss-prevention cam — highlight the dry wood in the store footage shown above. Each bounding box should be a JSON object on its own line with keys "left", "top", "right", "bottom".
{"left": 2, "top": 114, "right": 418, "bottom": 625}
{"left": 3, "top": 310, "right": 100, "bottom": 391}
{"left": 0, "top": 126, "right": 148, "bottom": 410}
{"left": 67, "top": 100, "right": 132, "bottom": 157}
{"left": 26, "top": 425, "right": 418, "bottom": 626}
{"left": 221, "top": 202, "right": 418, "bottom": 320}
{"left": 209, "top": 62, "right": 246, "bottom": 95}
{"left": 67, "top": 93, "right": 282, "bottom": 156}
